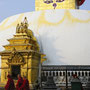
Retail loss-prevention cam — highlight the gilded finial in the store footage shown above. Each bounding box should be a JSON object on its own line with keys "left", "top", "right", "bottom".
{"left": 23, "top": 17, "right": 28, "bottom": 24}
{"left": 16, "top": 17, "right": 29, "bottom": 34}
{"left": 16, "top": 24, "right": 20, "bottom": 33}
{"left": 23, "top": 17, "right": 28, "bottom": 29}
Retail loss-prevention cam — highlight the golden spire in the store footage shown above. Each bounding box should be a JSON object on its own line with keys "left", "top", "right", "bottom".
{"left": 23, "top": 17, "right": 28, "bottom": 24}
{"left": 15, "top": 17, "right": 37, "bottom": 41}
{"left": 16, "top": 17, "right": 29, "bottom": 34}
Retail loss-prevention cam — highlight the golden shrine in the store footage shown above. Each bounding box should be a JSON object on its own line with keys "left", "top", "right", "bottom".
{"left": 0, "top": 17, "right": 45, "bottom": 87}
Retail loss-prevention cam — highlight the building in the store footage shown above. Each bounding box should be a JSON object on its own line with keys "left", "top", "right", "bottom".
{"left": 0, "top": 0, "right": 90, "bottom": 89}
{"left": 42, "top": 65, "right": 90, "bottom": 87}
{"left": 0, "top": 17, "right": 45, "bottom": 88}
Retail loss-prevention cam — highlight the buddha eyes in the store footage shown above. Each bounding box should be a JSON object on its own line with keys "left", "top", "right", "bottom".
{"left": 56, "top": 0, "right": 64, "bottom": 2}
{"left": 43, "top": 0, "right": 53, "bottom": 4}
{"left": 43, "top": 0, "right": 64, "bottom": 4}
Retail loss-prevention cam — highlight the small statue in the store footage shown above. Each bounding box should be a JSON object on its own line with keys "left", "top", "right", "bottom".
{"left": 24, "top": 22, "right": 28, "bottom": 29}
{"left": 16, "top": 17, "right": 35, "bottom": 36}
{"left": 20, "top": 22, "right": 24, "bottom": 33}
{"left": 16, "top": 24, "right": 20, "bottom": 33}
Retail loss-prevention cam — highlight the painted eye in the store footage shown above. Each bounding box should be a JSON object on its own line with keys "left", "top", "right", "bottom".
{"left": 56, "top": 0, "right": 64, "bottom": 2}
{"left": 43, "top": 0, "right": 53, "bottom": 4}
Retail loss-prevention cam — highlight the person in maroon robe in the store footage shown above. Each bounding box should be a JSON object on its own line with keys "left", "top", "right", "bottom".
{"left": 20, "top": 76, "right": 30, "bottom": 90}
{"left": 5, "top": 74, "right": 15, "bottom": 90}
{"left": 16, "top": 74, "right": 23, "bottom": 90}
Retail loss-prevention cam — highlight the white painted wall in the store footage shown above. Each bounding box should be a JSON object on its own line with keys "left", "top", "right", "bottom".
{"left": 0, "top": 9, "right": 90, "bottom": 65}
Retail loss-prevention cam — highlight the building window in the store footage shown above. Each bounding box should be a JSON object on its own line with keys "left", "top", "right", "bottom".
{"left": 68, "top": 72, "right": 70, "bottom": 76}
{"left": 75, "top": 72, "right": 77, "bottom": 76}
{"left": 56, "top": 71, "right": 58, "bottom": 76}
{"left": 63, "top": 72, "right": 65, "bottom": 76}
{"left": 82, "top": 72, "right": 84, "bottom": 76}
{"left": 53, "top": 72, "right": 55, "bottom": 76}
{"left": 60, "top": 72, "right": 62, "bottom": 76}
{"left": 46, "top": 72, "right": 48, "bottom": 76}
{"left": 78, "top": 72, "right": 80, "bottom": 76}
{"left": 85, "top": 72, "right": 87, "bottom": 76}
{"left": 71, "top": 72, "right": 73, "bottom": 76}
{"left": 49, "top": 71, "right": 51, "bottom": 76}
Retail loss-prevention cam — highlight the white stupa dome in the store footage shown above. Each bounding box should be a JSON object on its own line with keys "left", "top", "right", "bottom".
{"left": 0, "top": 9, "right": 90, "bottom": 65}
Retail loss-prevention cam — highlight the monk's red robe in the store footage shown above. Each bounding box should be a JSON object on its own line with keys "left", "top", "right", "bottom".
{"left": 5, "top": 78, "right": 15, "bottom": 90}
{"left": 16, "top": 77, "right": 23, "bottom": 90}
{"left": 20, "top": 79, "right": 30, "bottom": 90}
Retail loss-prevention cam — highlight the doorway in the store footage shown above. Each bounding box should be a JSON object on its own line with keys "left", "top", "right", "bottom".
{"left": 11, "top": 65, "right": 20, "bottom": 80}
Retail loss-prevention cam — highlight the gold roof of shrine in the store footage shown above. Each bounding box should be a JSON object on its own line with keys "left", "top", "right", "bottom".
{"left": 0, "top": 17, "right": 46, "bottom": 63}
{"left": 0, "top": 17, "right": 40, "bottom": 52}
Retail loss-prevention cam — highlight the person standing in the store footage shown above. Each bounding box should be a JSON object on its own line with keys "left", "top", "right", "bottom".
{"left": 16, "top": 74, "right": 23, "bottom": 90}
{"left": 5, "top": 74, "right": 15, "bottom": 90}
{"left": 20, "top": 76, "right": 30, "bottom": 90}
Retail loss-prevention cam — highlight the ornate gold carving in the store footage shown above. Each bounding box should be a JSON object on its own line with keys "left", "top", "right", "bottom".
{"left": 15, "top": 17, "right": 36, "bottom": 40}
{"left": 16, "top": 17, "right": 29, "bottom": 34}
{"left": 7, "top": 50, "right": 25, "bottom": 65}
{"left": 16, "top": 24, "right": 20, "bottom": 33}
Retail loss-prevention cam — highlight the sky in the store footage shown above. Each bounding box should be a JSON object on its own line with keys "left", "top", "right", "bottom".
{"left": 0, "top": 0, "right": 90, "bottom": 22}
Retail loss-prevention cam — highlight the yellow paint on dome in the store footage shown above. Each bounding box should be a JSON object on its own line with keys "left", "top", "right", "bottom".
{"left": 37, "top": 10, "right": 90, "bottom": 28}
{"left": 35, "top": 0, "right": 76, "bottom": 11}
{"left": 0, "top": 10, "right": 90, "bottom": 32}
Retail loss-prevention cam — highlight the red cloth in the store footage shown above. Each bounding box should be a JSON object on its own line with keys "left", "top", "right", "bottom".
{"left": 5, "top": 77, "right": 15, "bottom": 90}
{"left": 20, "top": 79, "right": 30, "bottom": 90}
{"left": 16, "top": 77, "right": 23, "bottom": 90}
